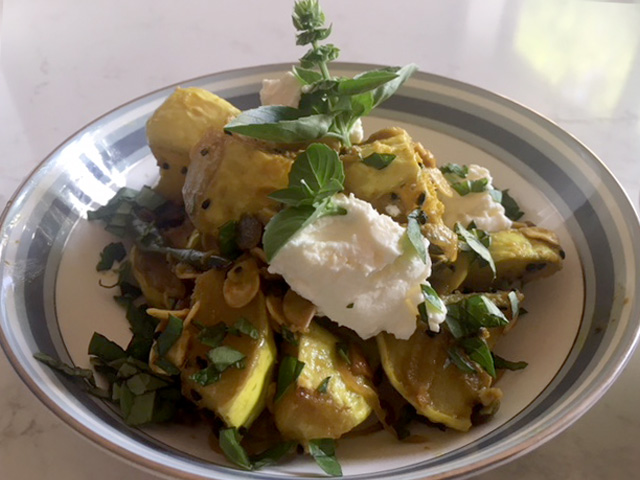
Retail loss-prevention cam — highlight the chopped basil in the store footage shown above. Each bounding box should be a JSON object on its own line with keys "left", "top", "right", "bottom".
{"left": 445, "top": 295, "right": 509, "bottom": 339}
{"left": 392, "top": 404, "right": 417, "bottom": 441}
{"left": 508, "top": 291, "right": 520, "bottom": 320}
{"left": 219, "top": 220, "right": 241, "bottom": 259}
{"left": 250, "top": 441, "right": 297, "bottom": 469}
{"left": 421, "top": 283, "right": 446, "bottom": 315}
{"left": 155, "top": 315, "right": 183, "bottom": 357}
{"left": 500, "top": 189, "right": 524, "bottom": 221}
{"left": 493, "top": 354, "right": 528, "bottom": 371}
{"left": 309, "top": 438, "right": 342, "bottom": 477}
{"left": 189, "top": 365, "right": 221, "bottom": 386}
{"left": 88, "top": 333, "right": 127, "bottom": 362}
{"left": 336, "top": 342, "right": 351, "bottom": 365}
{"left": 207, "top": 345, "right": 246, "bottom": 372}
{"left": 33, "top": 352, "right": 96, "bottom": 385}
{"left": 230, "top": 317, "right": 260, "bottom": 340}
{"left": 281, "top": 325, "right": 299, "bottom": 346}
{"left": 406, "top": 209, "right": 427, "bottom": 263}
{"left": 219, "top": 428, "right": 252, "bottom": 470}
{"left": 196, "top": 322, "right": 227, "bottom": 348}
{"left": 362, "top": 152, "right": 396, "bottom": 170}
{"left": 440, "top": 163, "right": 469, "bottom": 178}
{"left": 317, "top": 376, "right": 331, "bottom": 393}
{"left": 450, "top": 178, "right": 489, "bottom": 196}
{"left": 447, "top": 346, "right": 477, "bottom": 374}
{"left": 96, "top": 242, "right": 126, "bottom": 271}
{"left": 275, "top": 356, "right": 305, "bottom": 401}
{"left": 455, "top": 222, "right": 496, "bottom": 277}
{"left": 459, "top": 336, "right": 496, "bottom": 378}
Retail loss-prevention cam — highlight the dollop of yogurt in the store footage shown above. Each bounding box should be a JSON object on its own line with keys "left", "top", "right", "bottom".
{"left": 268, "top": 193, "right": 434, "bottom": 339}
{"left": 440, "top": 164, "right": 512, "bottom": 232}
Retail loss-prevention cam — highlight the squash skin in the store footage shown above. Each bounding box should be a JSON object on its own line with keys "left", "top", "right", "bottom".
{"left": 273, "top": 322, "right": 373, "bottom": 443}
{"left": 180, "top": 268, "right": 276, "bottom": 429}
{"left": 183, "top": 130, "right": 293, "bottom": 237}
{"left": 377, "top": 329, "right": 500, "bottom": 432}
{"left": 146, "top": 87, "right": 241, "bottom": 204}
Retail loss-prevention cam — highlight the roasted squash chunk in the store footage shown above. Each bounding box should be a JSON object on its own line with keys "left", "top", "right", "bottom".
{"left": 341, "top": 127, "right": 457, "bottom": 260}
{"left": 461, "top": 226, "right": 564, "bottom": 291}
{"left": 146, "top": 87, "right": 241, "bottom": 203}
{"left": 377, "top": 329, "right": 501, "bottom": 432}
{"left": 180, "top": 268, "right": 276, "bottom": 429}
{"left": 183, "top": 130, "right": 293, "bottom": 237}
{"left": 129, "top": 246, "right": 186, "bottom": 309}
{"left": 273, "top": 322, "right": 373, "bottom": 443}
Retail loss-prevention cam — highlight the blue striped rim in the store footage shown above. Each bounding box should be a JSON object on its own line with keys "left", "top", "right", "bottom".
{"left": 1, "top": 65, "right": 637, "bottom": 480}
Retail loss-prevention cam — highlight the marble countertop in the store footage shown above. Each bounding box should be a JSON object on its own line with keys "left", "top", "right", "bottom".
{"left": 1, "top": 0, "right": 639, "bottom": 478}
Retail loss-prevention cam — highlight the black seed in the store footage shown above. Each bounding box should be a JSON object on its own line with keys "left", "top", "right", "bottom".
{"left": 559, "top": 249, "right": 566, "bottom": 259}
{"left": 201, "top": 199, "right": 211, "bottom": 210}
{"left": 224, "top": 130, "right": 233, "bottom": 136}
{"left": 181, "top": 166, "right": 188, "bottom": 175}
{"left": 417, "top": 192, "right": 426, "bottom": 206}
{"left": 390, "top": 192, "right": 399, "bottom": 201}
{"left": 162, "top": 162, "right": 170, "bottom": 170}
{"left": 200, "top": 148, "right": 209, "bottom": 156}
{"left": 190, "top": 389, "right": 203, "bottom": 402}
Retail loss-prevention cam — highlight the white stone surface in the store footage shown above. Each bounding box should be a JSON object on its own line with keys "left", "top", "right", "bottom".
{"left": 1, "top": 0, "right": 639, "bottom": 479}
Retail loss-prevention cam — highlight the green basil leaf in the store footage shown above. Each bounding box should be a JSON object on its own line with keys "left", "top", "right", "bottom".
{"left": 465, "top": 295, "right": 510, "bottom": 328}
{"left": 459, "top": 336, "right": 496, "bottom": 378}
{"left": 224, "top": 106, "right": 334, "bottom": 144}
{"left": 250, "top": 441, "right": 297, "bottom": 470}
{"left": 288, "top": 143, "right": 345, "bottom": 199}
{"left": 197, "top": 322, "right": 228, "bottom": 348}
{"left": 421, "top": 283, "right": 446, "bottom": 315}
{"left": 362, "top": 152, "right": 396, "bottom": 170}
{"left": 296, "top": 25, "right": 332, "bottom": 46}
{"left": 219, "top": 221, "right": 241, "bottom": 259}
{"left": 493, "top": 354, "right": 528, "bottom": 371}
{"left": 275, "top": 355, "right": 305, "bottom": 401}
{"left": 455, "top": 222, "right": 496, "bottom": 277}
{"left": 33, "top": 352, "right": 96, "bottom": 385}
{"left": 406, "top": 210, "right": 427, "bottom": 263}
{"left": 155, "top": 315, "right": 183, "bottom": 357}
{"left": 124, "top": 390, "right": 157, "bottom": 426}
{"left": 219, "top": 428, "right": 252, "bottom": 470}
{"left": 153, "top": 357, "right": 180, "bottom": 376}
{"left": 447, "top": 346, "right": 477, "bottom": 374}
{"left": 293, "top": 66, "right": 323, "bottom": 85}
{"left": 317, "top": 376, "right": 331, "bottom": 393}
{"left": 300, "top": 44, "right": 340, "bottom": 70}
{"left": 500, "top": 189, "right": 524, "bottom": 221}
{"left": 336, "top": 342, "right": 351, "bottom": 365}
{"left": 489, "top": 188, "right": 502, "bottom": 204}
{"left": 96, "top": 242, "right": 126, "bottom": 271}
{"left": 88, "top": 333, "right": 127, "bottom": 362}
{"left": 189, "top": 365, "right": 221, "bottom": 386}
{"left": 126, "top": 372, "right": 171, "bottom": 395}
{"left": 231, "top": 317, "right": 260, "bottom": 340}
{"left": 392, "top": 404, "right": 417, "bottom": 441}
{"left": 337, "top": 69, "right": 399, "bottom": 96}
{"left": 369, "top": 63, "right": 418, "bottom": 109}
{"left": 207, "top": 345, "right": 246, "bottom": 372}
{"left": 281, "top": 325, "right": 299, "bottom": 345}
{"left": 440, "top": 163, "right": 469, "bottom": 178}
{"left": 308, "top": 438, "right": 343, "bottom": 477}
{"left": 450, "top": 178, "right": 489, "bottom": 196}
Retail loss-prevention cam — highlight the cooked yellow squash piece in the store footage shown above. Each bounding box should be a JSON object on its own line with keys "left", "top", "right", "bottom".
{"left": 180, "top": 269, "right": 276, "bottom": 429}
{"left": 273, "top": 322, "right": 373, "bottom": 443}
{"left": 461, "top": 226, "right": 564, "bottom": 291}
{"left": 377, "top": 329, "right": 500, "bottom": 432}
{"left": 146, "top": 87, "right": 241, "bottom": 203}
{"left": 183, "top": 130, "right": 293, "bottom": 237}
{"left": 129, "top": 246, "right": 186, "bottom": 309}
{"left": 341, "top": 127, "right": 457, "bottom": 260}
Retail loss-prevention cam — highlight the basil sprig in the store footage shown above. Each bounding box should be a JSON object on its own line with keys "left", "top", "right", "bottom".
{"left": 224, "top": 0, "right": 416, "bottom": 147}
{"left": 275, "top": 355, "right": 305, "bottom": 401}
{"left": 263, "top": 143, "right": 347, "bottom": 261}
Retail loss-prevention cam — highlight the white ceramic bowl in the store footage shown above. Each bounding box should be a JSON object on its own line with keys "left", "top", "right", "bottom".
{"left": 1, "top": 64, "right": 639, "bottom": 479}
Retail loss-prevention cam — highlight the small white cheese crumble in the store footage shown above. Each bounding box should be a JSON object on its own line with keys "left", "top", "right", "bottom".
{"left": 440, "top": 164, "right": 512, "bottom": 232}
{"left": 384, "top": 204, "right": 402, "bottom": 218}
{"left": 268, "top": 193, "right": 431, "bottom": 339}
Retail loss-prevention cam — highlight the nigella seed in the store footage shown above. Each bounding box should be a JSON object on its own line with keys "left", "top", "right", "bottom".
{"left": 181, "top": 166, "right": 188, "bottom": 175}
{"left": 162, "top": 162, "right": 170, "bottom": 170}
{"left": 201, "top": 199, "right": 211, "bottom": 210}
{"left": 200, "top": 148, "right": 209, "bottom": 156}
{"left": 390, "top": 192, "right": 399, "bottom": 201}
{"left": 559, "top": 249, "right": 566, "bottom": 259}
{"left": 417, "top": 192, "right": 426, "bottom": 206}
{"left": 190, "top": 389, "right": 203, "bottom": 402}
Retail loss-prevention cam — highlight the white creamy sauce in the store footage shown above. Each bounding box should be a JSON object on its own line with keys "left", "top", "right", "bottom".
{"left": 440, "top": 164, "right": 512, "bottom": 232}
{"left": 268, "top": 193, "right": 435, "bottom": 339}
{"left": 259, "top": 72, "right": 364, "bottom": 145}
